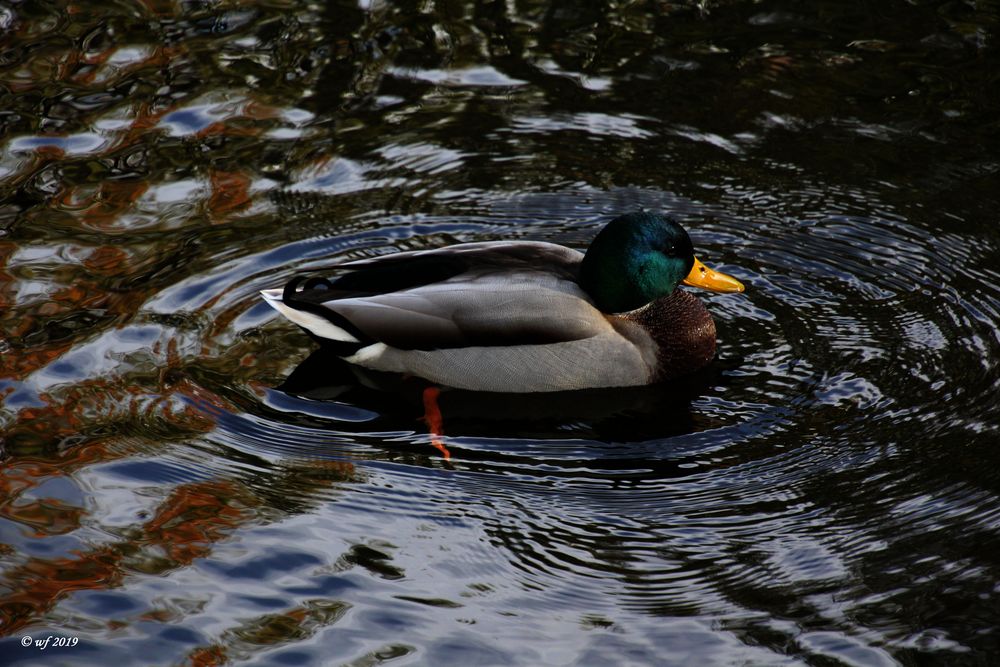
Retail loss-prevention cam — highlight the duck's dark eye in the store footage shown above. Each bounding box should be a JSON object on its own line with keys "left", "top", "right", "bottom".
{"left": 668, "top": 234, "right": 694, "bottom": 259}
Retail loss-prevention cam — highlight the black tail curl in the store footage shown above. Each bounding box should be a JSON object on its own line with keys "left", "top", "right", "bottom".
{"left": 280, "top": 274, "right": 371, "bottom": 354}
{"left": 282, "top": 275, "right": 335, "bottom": 303}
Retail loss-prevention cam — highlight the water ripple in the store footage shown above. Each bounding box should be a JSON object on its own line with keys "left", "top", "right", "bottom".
{"left": 3, "top": 1, "right": 1000, "bottom": 663}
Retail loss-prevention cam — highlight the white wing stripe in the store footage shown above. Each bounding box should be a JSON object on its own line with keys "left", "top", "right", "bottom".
{"left": 260, "top": 289, "right": 359, "bottom": 343}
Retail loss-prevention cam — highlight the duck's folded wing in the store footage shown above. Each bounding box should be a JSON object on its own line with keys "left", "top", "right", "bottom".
{"left": 263, "top": 241, "right": 606, "bottom": 349}
{"left": 324, "top": 241, "right": 584, "bottom": 297}
{"left": 339, "top": 241, "right": 583, "bottom": 271}
{"left": 318, "top": 272, "right": 611, "bottom": 349}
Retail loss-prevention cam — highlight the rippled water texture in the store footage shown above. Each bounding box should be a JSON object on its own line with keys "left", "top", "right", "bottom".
{"left": 3, "top": 1, "right": 1000, "bottom": 665}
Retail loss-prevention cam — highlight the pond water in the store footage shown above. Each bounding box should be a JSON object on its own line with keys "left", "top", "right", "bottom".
{"left": 2, "top": 1, "right": 1000, "bottom": 665}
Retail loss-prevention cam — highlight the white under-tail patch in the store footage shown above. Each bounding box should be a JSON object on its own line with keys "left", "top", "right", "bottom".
{"left": 344, "top": 342, "right": 389, "bottom": 366}
{"left": 259, "top": 289, "right": 359, "bottom": 343}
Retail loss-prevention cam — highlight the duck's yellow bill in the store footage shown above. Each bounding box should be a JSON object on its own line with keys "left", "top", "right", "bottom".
{"left": 683, "top": 257, "right": 745, "bottom": 293}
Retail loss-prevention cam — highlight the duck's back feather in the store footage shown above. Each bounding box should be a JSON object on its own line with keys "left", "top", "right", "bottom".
{"left": 277, "top": 241, "right": 605, "bottom": 350}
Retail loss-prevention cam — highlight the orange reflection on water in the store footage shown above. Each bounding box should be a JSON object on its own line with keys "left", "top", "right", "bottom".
{"left": 76, "top": 180, "right": 151, "bottom": 229}
{"left": 2, "top": 497, "right": 86, "bottom": 537}
{"left": 182, "top": 599, "right": 353, "bottom": 666}
{"left": 61, "top": 44, "right": 116, "bottom": 86}
{"left": 0, "top": 472, "right": 261, "bottom": 635}
{"left": 208, "top": 170, "right": 252, "bottom": 222}
{"left": 82, "top": 244, "right": 132, "bottom": 275}
{"left": 0, "top": 545, "right": 125, "bottom": 635}
{"left": 0, "top": 242, "right": 147, "bottom": 381}
{"left": 142, "top": 480, "right": 258, "bottom": 565}
{"left": 187, "top": 645, "right": 228, "bottom": 667}
{"left": 0, "top": 342, "right": 74, "bottom": 383}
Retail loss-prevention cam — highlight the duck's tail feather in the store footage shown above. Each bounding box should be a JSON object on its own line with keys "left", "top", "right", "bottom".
{"left": 260, "top": 282, "right": 368, "bottom": 356}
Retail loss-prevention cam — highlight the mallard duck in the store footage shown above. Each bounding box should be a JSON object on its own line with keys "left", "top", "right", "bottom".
{"left": 261, "top": 212, "right": 744, "bottom": 393}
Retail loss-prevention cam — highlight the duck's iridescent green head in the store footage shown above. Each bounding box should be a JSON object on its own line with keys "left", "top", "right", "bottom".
{"left": 579, "top": 212, "right": 744, "bottom": 313}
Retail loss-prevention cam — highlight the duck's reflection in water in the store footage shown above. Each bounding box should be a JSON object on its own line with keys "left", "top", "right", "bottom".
{"left": 277, "top": 347, "right": 729, "bottom": 463}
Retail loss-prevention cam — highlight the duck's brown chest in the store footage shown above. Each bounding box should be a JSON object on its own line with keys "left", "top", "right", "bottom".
{"left": 624, "top": 290, "right": 717, "bottom": 380}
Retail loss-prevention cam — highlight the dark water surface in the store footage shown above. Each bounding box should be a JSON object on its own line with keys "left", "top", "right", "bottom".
{"left": 2, "top": 1, "right": 1000, "bottom": 665}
